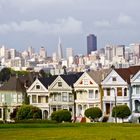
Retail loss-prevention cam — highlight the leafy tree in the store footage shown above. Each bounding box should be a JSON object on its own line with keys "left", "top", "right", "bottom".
{"left": 16, "top": 105, "right": 42, "bottom": 120}
{"left": 51, "top": 110, "right": 72, "bottom": 123}
{"left": 39, "top": 69, "right": 52, "bottom": 78}
{"left": 112, "top": 105, "right": 131, "bottom": 122}
{"left": 84, "top": 107, "right": 102, "bottom": 122}
{"left": 0, "top": 67, "right": 11, "bottom": 82}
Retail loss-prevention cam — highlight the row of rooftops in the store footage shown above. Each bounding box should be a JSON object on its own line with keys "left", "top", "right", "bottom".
{"left": 0, "top": 65, "right": 140, "bottom": 92}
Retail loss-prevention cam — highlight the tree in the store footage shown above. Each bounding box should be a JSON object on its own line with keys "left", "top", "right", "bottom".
{"left": 112, "top": 105, "right": 131, "bottom": 122}
{"left": 51, "top": 110, "right": 72, "bottom": 123}
{"left": 16, "top": 105, "right": 42, "bottom": 120}
{"left": 0, "top": 67, "right": 11, "bottom": 82}
{"left": 84, "top": 107, "right": 102, "bottom": 122}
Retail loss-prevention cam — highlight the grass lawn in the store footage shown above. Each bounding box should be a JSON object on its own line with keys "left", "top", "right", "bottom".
{"left": 0, "top": 123, "right": 140, "bottom": 140}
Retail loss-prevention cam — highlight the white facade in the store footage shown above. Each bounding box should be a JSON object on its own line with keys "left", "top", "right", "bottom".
{"left": 48, "top": 76, "right": 74, "bottom": 117}
{"left": 27, "top": 79, "right": 49, "bottom": 119}
{"left": 131, "top": 70, "right": 140, "bottom": 113}
{"left": 74, "top": 72, "right": 100, "bottom": 117}
{"left": 101, "top": 70, "right": 129, "bottom": 116}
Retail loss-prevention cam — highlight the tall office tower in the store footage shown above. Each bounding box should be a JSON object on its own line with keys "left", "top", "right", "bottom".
{"left": 28, "top": 46, "right": 34, "bottom": 57}
{"left": 130, "top": 43, "right": 140, "bottom": 59}
{"left": 105, "top": 45, "right": 113, "bottom": 61}
{"left": 10, "top": 49, "right": 16, "bottom": 59}
{"left": 66, "top": 48, "right": 74, "bottom": 59}
{"left": 39, "top": 46, "right": 47, "bottom": 59}
{"left": 0, "top": 45, "right": 6, "bottom": 57}
{"left": 87, "top": 34, "right": 97, "bottom": 55}
{"left": 116, "top": 45, "right": 125, "bottom": 58}
{"left": 57, "top": 37, "right": 63, "bottom": 61}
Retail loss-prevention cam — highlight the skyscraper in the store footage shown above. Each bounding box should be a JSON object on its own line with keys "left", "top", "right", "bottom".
{"left": 39, "top": 46, "right": 47, "bottom": 59}
{"left": 57, "top": 37, "right": 63, "bottom": 61}
{"left": 87, "top": 34, "right": 97, "bottom": 55}
{"left": 66, "top": 48, "right": 74, "bottom": 59}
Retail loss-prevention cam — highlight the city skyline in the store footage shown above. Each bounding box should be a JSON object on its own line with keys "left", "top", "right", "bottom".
{"left": 0, "top": 0, "right": 140, "bottom": 55}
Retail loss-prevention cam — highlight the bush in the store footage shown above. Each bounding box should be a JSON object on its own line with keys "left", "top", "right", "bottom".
{"left": 84, "top": 107, "right": 102, "bottom": 122}
{"left": 112, "top": 105, "right": 131, "bottom": 122}
{"left": 16, "top": 105, "right": 42, "bottom": 120}
{"left": 51, "top": 110, "right": 72, "bottom": 123}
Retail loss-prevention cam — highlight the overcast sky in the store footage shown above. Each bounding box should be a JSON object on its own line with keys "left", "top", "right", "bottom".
{"left": 0, "top": 0, "right": 140, "bottom": 55}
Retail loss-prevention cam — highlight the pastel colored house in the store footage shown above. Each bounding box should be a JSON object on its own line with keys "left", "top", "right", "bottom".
{"left": 0, "top": 76, "right": 26, "bottom": 121}
{"left": 48, "top": 73, "right": 83, "bottom": 118}
{"left": 101, "top": 66, "right": 140, "bottom": 119}
{"left": 74, "top": 69, "right": 110, "bottom": 117}
{"left": 27, "top": 76, "right": 57, "bottom": 119}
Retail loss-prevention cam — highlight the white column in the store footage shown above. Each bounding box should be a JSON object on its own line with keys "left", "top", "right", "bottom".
{"left": 132, "top": 99, "right": 135, "bottom": 112}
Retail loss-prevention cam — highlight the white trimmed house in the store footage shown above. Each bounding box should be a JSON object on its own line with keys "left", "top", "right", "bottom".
{"left": 27, "top": 76, "right": 57, "bottom": 119}
{"left": 74, "top": 72, "right": 100, "bottom": 117}
{"left": 101, "top": 66, "right": 140, "bottom": 118}
{"left": 131, "top": 70, "right": 140, "bottom": 113}
{"left": 48, "top": 73, "right": 83, "bottom": 118}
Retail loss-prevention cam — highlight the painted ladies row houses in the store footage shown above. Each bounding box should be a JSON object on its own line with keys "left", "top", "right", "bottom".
{"left": 0, "top": 66, "right": 140, "bottom": 121}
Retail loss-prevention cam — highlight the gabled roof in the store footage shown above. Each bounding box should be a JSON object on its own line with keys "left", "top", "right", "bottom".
{"left": 0, "top": 76, "right": 26, "bottom": 92}
{"left": 87, "top": 69, "right": 111, "bottom": 84}
{"left": 114, "top": 66, "right": 140, "bottom": 84}
{"left": 60, "top": 72, "right": 83, "bottom": 87}
{"left": 38, "top": 75, "right": 58, "bottom": 88}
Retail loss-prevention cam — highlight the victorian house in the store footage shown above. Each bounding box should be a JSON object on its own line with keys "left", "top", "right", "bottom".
{"left": 74, "top": 69, "right": 110, "bottom": 117}
{"left": 131, "top": 70, "right": 140, "bottom": 113}
{"left": 101, "top": 66, "right": 140, "bottom": 117}
{"left": 0, "top": 76, "right": 26, "bottom": 121}
{"left": 27, "top": 76, "right": 57, "bottom": 119}
{"left": 48, "top": 73, "right": 83, "bottom": 118}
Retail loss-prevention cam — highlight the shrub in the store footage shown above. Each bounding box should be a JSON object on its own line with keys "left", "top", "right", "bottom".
{"left": 16, "top": 105, "right": 42, "bottom": 120}
{"left": 84, "top": 107, "right": 102, "bottom": 122}
{"left": 112, "top": 105, "right": 131, "bottom": 122}
{"left": 51, "top": 110, "right": 72, "bottom": 123}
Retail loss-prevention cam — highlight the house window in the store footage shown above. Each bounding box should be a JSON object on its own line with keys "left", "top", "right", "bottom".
{"left": 32, "top": 95, "right": 37, "bottom": 103}
{"left": 89, "top": 90, "right": 94, "bottom": 98}
{"left": 107, "top": 88, "right": 110, "bottom": 96}
{"left": 58, "top": 93, "right": 61, "bottom": 101}
{"left": 136, "top": 86, "right": 140, "bottom": 94}
{"left": 69, "top": 93, "right": 73, "bottom": 101}
{"left": 124, "top": 88, "right": 127, "bottom": 96}
{"left": 36, "top": 85, "right": 40, "bottom": 89}
{"left": 54, "top": 94, "right": 57, "bottom": 101}
{"left": 46, "top": 96, "right": 48, "bottom": 103}
{"left": 95, "top": 90, "right": 98, "bottom": 99}
{"left": 117, "top": 87, "right": 122, "bottom": 96}
{"left": 58, "top": 105, "right": 62, "bottom": 110}
{"left": 62, "top": 92, "right": 67, "bottom": 102}
{"left": 0, "top": 109, "right": 2, "bottom": 118}
{"left": 84, "top": 79, "right": 89, "bottom": 85}
{"left": 13, "top": 94, "right": 17, "bottom": 103}
{"left": 17, "top": 94, "right": 22, "bottom": 103}
{"left": 112, "top": 77, "right": 116, "bottom": 81}
{"left": 38, "top": 96, "right": 41, "bottom": 103}
{"left": 58, "top": 82, "right": 62, "bottom": 87}
{"left": 1, "top": 94, "right": 5, "bottom": 102}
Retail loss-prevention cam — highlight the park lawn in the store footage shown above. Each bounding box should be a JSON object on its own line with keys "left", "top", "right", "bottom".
{"left": 0, "top": 123, "right": 140, "bottom": 140}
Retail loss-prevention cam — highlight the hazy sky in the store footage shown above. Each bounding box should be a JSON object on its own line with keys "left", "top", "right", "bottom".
{"left": 0, "top": 0, "right": 140, "bottom": 55}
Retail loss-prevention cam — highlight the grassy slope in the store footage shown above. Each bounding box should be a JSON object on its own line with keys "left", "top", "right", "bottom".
{"left": 0, "top": 123, "right": 140, "bottom": 140}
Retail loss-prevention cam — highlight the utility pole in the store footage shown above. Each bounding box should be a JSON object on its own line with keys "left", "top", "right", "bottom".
{"left": 114, "top": 91, "right": 117, "bottom": 123}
